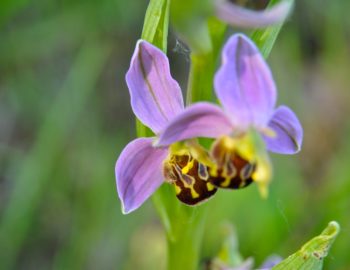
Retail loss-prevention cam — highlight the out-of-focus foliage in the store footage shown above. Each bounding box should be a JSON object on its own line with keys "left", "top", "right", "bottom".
{"left": 273, "top": 221, "right": 339, "bottom": 270}
{"left": 0, "top": 0, "right": 350, "bottom": 269}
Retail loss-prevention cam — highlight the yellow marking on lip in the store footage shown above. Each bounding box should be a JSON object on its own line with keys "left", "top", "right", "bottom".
{"left": 207, "top": 182, "right": 215, "bottom": 191}
{"left": 239, "top": 181, "right": 247, "bottom": 188}
{"left": 177, "top": 170, "right": 200, "bottom": 199}
{"left": 174, "top": 184, "right": 181, "bottom": 195}
{"left": 180, "top": 176, "right": 199, "bottom": 198}
{"left": 190, "top": 188, "right": 199, "bottom": 198}
{"left": 182, "top": 158, "right": 194, "bottom": 174}
{"left": 220, "top": 177, "right": 232, "bottom": 188}
{"left": 209, "top": 166, "right": 218, "bottom": 177}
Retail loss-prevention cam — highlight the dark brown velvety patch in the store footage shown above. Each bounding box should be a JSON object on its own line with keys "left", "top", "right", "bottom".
{"left": 164, "top": 155, "right": 218, "bottom": 206}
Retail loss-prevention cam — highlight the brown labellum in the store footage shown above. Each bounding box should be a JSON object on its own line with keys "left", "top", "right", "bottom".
{"left": 209, "top": 136, "right": 256, "bottom": 189}
{"left": 163, "top": 154, "right": 217, "bottom": 206}
{"left": 209, "top": 153, "right": 256, "bottom": 189}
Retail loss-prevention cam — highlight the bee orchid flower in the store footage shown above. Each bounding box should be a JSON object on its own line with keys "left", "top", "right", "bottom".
{"left": 157, "top": 34, "right": 303, "bottom": 196}
{"left": 116, "top": 40, "right": 234, "bottom": 214}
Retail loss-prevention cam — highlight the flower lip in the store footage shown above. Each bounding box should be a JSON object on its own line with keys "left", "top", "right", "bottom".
{"left": 163, "top": 152, "right": 218, "bottom": 206}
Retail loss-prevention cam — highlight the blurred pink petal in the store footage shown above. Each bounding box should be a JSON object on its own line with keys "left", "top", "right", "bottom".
{"left": 215, "top": 0, "right": 293, "bottom": 28}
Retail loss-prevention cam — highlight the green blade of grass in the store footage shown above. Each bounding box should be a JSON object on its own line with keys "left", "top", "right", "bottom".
{"left": 141, "top": 0, "right": 170, "bottom": 53}
{"left": 0, "top": 39, "right": 112, "bottom": 270}
{"left": 251, "top": 0, "right": 295, "bottom": 58}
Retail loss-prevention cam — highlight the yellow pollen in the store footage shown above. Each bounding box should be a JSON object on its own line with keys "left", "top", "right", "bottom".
{"left": 220, "top": 177, "right": 232, "bottom": 188}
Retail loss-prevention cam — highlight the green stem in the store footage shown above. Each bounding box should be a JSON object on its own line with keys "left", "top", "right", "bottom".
{"left": 163, "top": 17, "right": 226, "bottom": 270}
{"left": 186, "top": 52, "right": 215, "bottom": 104}
{"left": 167, "top": 207, "right": 208, "bottom": 270}
{"left": 186, "top": 17, "right": 226, "bottom": 104}
{"left": 139, "top": 2, "right": 228, "bottom": 270}
{"left": 169, "top": 46, "right": 216, "bottom": 270}
{"left": 153, "top": 184, "right": 208, "bottom": 270}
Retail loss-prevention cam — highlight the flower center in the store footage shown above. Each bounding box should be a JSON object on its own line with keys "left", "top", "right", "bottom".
{"left": 163, "top": 152, "right": 217, "bottom": 206}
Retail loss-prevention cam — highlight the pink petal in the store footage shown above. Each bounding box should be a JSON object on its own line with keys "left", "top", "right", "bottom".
{"left": 264, "top": 106, "right": 303, "bottom": 154}
{"left": 156, "top": 102, "right": 233, "bottom": 146}
{"left": 215, "top": 0, "right": 293, "bottom": 28}
{"left": 214, "top": 34, "right": 277, "bottom": 130}
{"left": 115, "top": 137, "right": 169, "bottom": 214}
{"left": 126, "top": 40, "right": 184, "bottom": 134}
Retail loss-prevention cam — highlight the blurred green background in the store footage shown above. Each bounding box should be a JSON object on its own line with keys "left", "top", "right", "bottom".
{"left": 1, "top": 0, "right": 350, "bottom": 269}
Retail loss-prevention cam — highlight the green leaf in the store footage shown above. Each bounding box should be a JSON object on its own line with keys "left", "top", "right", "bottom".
{"left": 0, "top": 0, "right": 30, "bottom": 27}
{"left": 273, "top": 221, "right": 340, "bottom": 270}
{"left": 141, "top": 0, "right": 170, "bottom": 53}
{"left": 251, "top": 0, "right": 295, "bottom": 58}
{"left": 0, "top": 40, "right": 112, "bottom": 270}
